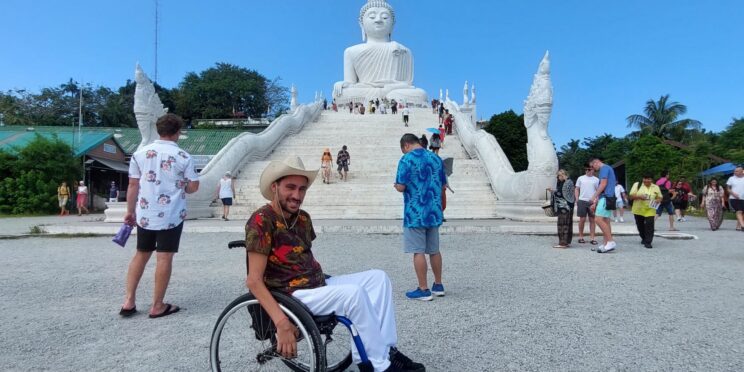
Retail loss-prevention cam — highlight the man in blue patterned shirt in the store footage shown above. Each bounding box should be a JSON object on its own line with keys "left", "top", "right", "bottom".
{"left": 394, "top": 134, "right": 448, "bottom": 301}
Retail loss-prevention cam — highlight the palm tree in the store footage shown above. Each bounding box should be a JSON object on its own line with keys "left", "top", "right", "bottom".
{"left": 626, "top": 94, "right": 702, "bottom": 140}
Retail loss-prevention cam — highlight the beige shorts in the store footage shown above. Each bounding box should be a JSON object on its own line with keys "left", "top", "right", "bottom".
{"left": 58, "top": 196, "right": 68, "bottom": 207}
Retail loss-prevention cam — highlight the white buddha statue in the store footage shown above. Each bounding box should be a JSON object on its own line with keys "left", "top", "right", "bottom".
{"left": 332, "top": 0, "right": 428, "bottom": 106}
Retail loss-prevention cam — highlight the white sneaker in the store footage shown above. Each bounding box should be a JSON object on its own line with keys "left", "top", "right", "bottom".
{"left": 681, "top": 217, "right": 687, "bottom": 222}
{"left": 613, "top": 218, "right": 618, "bottom": 223}
{"left": 597, "top": 241, "right": 616, "bottom": 253}
{"left": 620, "top": 217, "right": 625, "bottom": 223}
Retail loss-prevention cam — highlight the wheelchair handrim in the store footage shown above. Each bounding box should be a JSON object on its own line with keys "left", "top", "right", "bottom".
{"left": 209, "top": 298, "right": 316, "bottom": 371}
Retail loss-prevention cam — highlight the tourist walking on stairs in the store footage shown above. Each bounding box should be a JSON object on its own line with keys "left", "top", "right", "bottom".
{"left": 401, "top": 107, "right": 410, "bottom": 126}
{"left": 551, "top": 169, "right": 575, "bottom": 248}
{"left": 320, "top": 148, "right": 333, "bottom": 184}
{"left": 337, "top": 145, "right": 351, "bottom": 181}
{"left": 701, "top": 178, "right": 725, "bottom": 231}
{"left": 429, "top": 133, "right": 441, "bottom": 155}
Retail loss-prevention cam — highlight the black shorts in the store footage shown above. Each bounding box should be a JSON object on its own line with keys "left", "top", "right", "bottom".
{"left": 672, "top": 200, "right": 688, "bottom": 210}
{"left": 576, "top": 200, "right": 595, "bottom": 218}
{"left": 338, "top": 163, "right": 349, "bottom": 172}
{"left": 731, "top": 199, "right": 744, "bottom": 212}
{"left": 221, "top": 197, "right": 233, "bottom": 206}
{"left": 137, "top": 223, "right": 184, "bottom": 253}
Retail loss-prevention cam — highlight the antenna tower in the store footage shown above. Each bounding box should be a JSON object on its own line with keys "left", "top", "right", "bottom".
{"left": 154, "top": 0, "right": 159, "bottom": 82}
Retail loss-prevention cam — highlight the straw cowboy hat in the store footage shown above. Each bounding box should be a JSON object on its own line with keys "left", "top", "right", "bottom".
{"left": 259, "top": 156, "right": 318, "bottom": 200}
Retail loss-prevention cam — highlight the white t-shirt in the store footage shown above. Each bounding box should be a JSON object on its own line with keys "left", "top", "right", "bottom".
{"left": 575, "top": 175, "right": 599, "bottom": 201}
{"left": 614, "top": 184, "right": 626, "bottom": 200}
{"left": 129, "top": 140, "right": 199, "bottom": 230}
{"left": 726, "top": 175, "right": 744, "bottom": 199}
{"left": 402, "top": 108, "right": 410, "bottom": 116}
{"left": 219, "top": 177, "right": 234, "bottom": 199}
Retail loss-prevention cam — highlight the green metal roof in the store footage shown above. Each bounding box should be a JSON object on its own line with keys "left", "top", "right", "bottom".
{"left": 110, "top": 127, "right": 256, "bottom": 156}
{"left": 0, "top": 125, "right": 261, "bottom": 156}
{"left": 0, "top": 126, "right": 112, "bottom": 157}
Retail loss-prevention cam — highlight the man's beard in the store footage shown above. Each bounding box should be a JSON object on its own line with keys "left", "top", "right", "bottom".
{"left": 278, "top": 196, "right": 302, "bottom": 215}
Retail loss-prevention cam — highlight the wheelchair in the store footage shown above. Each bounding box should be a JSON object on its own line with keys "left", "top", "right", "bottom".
{"left": 210, "top": 240, "right": 370, "bottom": 372}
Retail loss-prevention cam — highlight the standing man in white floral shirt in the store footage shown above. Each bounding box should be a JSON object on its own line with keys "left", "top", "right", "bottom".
{"left": 119, "top": 114, "right": 200, "bottom": 319}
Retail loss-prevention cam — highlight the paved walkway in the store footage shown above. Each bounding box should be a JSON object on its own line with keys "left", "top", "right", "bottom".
{"left": 0, "top": 216, "right": 741, "bottom": 371}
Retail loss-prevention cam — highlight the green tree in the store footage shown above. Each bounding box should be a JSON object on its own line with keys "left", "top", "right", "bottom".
{"left": 0, "top": 90, "right": 32, "bottom": 125}
{"left": 484, "top": 110, "right": 527, "bottom": 171}
{"left": 557, "top": 139, "right": 587, "bottom": 179}
{"left": 0, "top": 135, "right": 80, "bottom": 214}
{"left": 626, "top": 94, "right": 702, "bottom": 141}
{"left": 715, "top": 117, "right": 744, "bottom": 163}
{"left": 625, "top": 135, "right": 681, "bottom": 184}
{"left": 172, "top": 63, "right": 287, "bottom": 120}
{"left": 557, "top": 134, "right": 632, "bottom": 179}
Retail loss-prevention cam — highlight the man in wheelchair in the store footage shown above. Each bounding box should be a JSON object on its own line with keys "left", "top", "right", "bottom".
{"left": 244, "top": 156, "right": 426, "bottom": 372}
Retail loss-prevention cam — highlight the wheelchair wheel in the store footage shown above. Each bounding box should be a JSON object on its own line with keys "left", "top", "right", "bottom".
{"left": 210, "top": 292, "right": 325, "bottom": 371}
{"left": 321, "top": 322, "right": 353, "bottom": 372}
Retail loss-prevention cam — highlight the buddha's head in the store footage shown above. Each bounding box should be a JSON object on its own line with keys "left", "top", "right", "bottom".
{"left": 359, "top": 0, "right": 395, "bottom": 42}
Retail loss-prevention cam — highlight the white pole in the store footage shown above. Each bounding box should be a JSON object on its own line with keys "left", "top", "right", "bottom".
{"left": 78, "top": 84, "right": 84, "bottom": 180}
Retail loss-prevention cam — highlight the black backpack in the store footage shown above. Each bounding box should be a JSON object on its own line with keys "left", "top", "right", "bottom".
{"left": 658, "top": 180, "right": 671, "bottom": 204}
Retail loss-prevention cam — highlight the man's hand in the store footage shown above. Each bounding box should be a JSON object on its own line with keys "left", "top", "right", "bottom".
{"left": 394, "top": 183, "right": 406, "bottom": 192}
{"left": 275, "top": 317, "right": 299, "bottom": 358}
{"left": 123, "top": 212, "right": 136, "bottom": 226}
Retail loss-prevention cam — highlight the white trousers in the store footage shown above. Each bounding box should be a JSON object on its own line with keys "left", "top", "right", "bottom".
{"left": 292, "top": 269, "right": 397, "bottom": 372}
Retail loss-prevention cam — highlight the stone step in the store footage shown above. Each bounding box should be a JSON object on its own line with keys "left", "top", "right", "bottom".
{"left": 231, "top": 108, "right": 497, "bottom": 220}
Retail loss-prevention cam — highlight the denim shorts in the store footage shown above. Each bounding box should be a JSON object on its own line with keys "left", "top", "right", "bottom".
{"left": 656, "top": 201, "right": 674, "bottom": 216}
{"left": 403, "top": 227, "right": 440, "bottom": 254}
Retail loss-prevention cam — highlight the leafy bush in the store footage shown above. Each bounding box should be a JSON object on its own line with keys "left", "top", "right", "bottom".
{"left": 0, "top": 135, "right": 80, "bottom": 214}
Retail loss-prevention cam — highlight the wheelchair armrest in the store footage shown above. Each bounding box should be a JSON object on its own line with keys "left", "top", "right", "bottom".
{"left": 228, "top": 240, "right": 246, "bottom": 249}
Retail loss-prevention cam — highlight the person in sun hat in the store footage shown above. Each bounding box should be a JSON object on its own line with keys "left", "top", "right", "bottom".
{"left": 320, "top": 148, "right": 333, "bottom": 183}
{"left": 243, "top": 155, "right": 425, "bottom": 372}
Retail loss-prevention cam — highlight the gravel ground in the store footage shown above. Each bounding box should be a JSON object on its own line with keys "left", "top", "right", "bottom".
{"left": 1, "top": 217, "right": 743, "bottom": 371}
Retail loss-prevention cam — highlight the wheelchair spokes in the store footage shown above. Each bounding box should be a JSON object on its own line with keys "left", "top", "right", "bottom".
{"left": 211, "top": 297, "right": 317, "bottom": 371}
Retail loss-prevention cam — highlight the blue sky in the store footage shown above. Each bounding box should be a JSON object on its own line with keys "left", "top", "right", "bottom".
{"left": 2, "top": 0, "right": 742, "bottom": 146}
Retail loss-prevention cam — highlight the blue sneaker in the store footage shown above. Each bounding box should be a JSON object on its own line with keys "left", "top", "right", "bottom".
{"left": 405, "top": 288, "right": 432, "bottom": 301}
{"left": 431, "top": 283, "right": 445, "bottom": 297}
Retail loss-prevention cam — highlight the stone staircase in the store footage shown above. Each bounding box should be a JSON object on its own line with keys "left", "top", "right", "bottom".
{"left": 220, "top": 108, "right": 498, "bottom": 219}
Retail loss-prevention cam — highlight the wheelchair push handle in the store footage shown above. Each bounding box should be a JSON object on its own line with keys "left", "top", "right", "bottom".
{"left": 227, "top": 240, "right": 246, "bottom": 249}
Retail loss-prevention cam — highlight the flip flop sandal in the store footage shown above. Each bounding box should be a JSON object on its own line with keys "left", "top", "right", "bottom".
{"left": 119, "top": 306, "right": 137, "bottom": 317}
{"left": 578, "top": 239, "right": 587, "bottom": 244}
{"left": 590, "top": 240, "right": 598, "bottom": 245}
{"left": 149, "top": 304, "right": 180, "bottom": 319}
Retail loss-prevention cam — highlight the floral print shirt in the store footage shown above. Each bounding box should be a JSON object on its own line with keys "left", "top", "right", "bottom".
{"left": 129, "top": 140, "right": 198, "bottom": 230}
{"left": 245, "top": 204, "right": 326, "bottom": 294}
